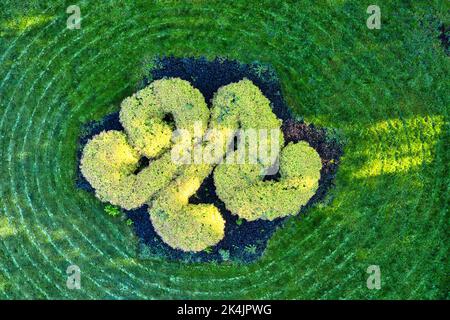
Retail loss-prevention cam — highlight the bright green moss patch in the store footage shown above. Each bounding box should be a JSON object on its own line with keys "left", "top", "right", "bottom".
{"left": 104, "top": 204, "right": 122, "bottom": 217}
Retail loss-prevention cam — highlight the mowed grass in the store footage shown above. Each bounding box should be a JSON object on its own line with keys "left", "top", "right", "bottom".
{"left": 0, "top": 0, "right": 448, "bottom": 299}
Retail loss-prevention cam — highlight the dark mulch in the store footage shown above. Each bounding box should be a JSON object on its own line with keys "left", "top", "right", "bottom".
{"left": 438, "top": 23, "right": 449, "bottom": 55}
{"left": 149, "top": 56, "right": 292, "bottom": 121}
{"left": 75, "top": 57, "right": 343, "bottom": 264}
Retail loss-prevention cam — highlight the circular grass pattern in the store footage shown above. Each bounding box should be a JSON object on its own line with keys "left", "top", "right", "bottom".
{"left": 0, "top": 1, "right": 448, "bottom": 299}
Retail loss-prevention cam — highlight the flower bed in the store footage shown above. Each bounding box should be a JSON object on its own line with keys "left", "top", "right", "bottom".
{"left": 76, "top": 57, "right": 343, "bottom": 263}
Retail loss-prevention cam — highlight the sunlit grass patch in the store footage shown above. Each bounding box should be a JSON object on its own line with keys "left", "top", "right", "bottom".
{"left": 0, "top": 217, "right": 17, "bottom": 239}
{"left": 352, "top": 115, "right": 445, "bottom": 178}
{"left": 0, "top": 14, "right": 54, "bottom": 36}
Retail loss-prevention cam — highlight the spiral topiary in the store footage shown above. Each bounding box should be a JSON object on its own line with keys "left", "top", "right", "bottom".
{"left": 120, "top": 77, "right": 209, "bottom": 158}
{"left": 214, "top": 141, "right": 322, "bottom": 221}
{"left": 80, "top": 77, "right": 322, "bottom": 251}
{"left": 80, "top": 130, "right": 178, "bottom": 210}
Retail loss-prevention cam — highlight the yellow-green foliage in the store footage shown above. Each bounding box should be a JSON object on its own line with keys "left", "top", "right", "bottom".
{"left": 214, "top": 141, "right": 322, "bottom": 221}
{"left": 149, "top": 163, "right": 225, "bottom": 252}
{"left": 120, "top": 78, "right": 209, "bottom": 158}
{"left": 210, "top": 79, "right": 283, "bottom": 166}
{"left": 211, "top": 79, "right": 282, "bottom": 132}
{"left": 151, "top": 204, "right": 225, "bottom": 252}
{"left": 81, "top": 77, "right": 322, "bottom": 251}
{"left": 80, "top": 131, "right": 178, "bottom": 210}
{"left": 80, "top": 130, "right": 139, "bottom": 204}
{"left": 210, "top": 79, "right": 321, "bottom": 221}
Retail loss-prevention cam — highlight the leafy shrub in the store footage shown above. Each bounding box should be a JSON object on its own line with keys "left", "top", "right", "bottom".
{"left": 104, "top": 204, "right": 121, "bottom": 217}
{"left": 204, "top": 247, "right": 213, "bottom": 254}
{"left": 120, "top": 78, "right": 209, "bottom": 158}
{"left": 211, "top": 80, "right": 322, "bottom": 221}
{"left": 80, "top": 130, "right": 140, "bottom": 208}
{"left": 209, "top": 79, "right": 283, "bottom": 167}
{"left": 80, "top": 130, "right": 178, "bottom": 210}
{"left": 150, "top": 204, "right": 225, "bottom": 252}
{"left": 214, "top": 141, "right": 322, "bottom": 221}
{"left": 80, "top": 77, "right": 321, "bottom": 252}
{"left": 219, "top": 249, "right": 230, "bottom": 261}
{"left": 149, "top": 163, "right": 225, "bottom": 252}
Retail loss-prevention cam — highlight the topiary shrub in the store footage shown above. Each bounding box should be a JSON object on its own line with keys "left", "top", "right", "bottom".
{"left": 80, "top": 75, "right": 323, "bottom": 252}
{"left": 80, "top": 129, "right": 178, "bottom": 210}
{"left": 148, "top": 163, "right": 225, "bottom": 252}
{"left": 210, "top": 79, "right": 322, "bottom": 221}
{"left": 151, "top": 204, "right": 225, "bottom": 252}
{"left": 214, "top": 141, "right": 322, "bottom": 221}
{"left": 81, "top": 78, "right": 225, "bottom": 252}
{"left": 209, "top": 78, "right": 283, "bottom": 168}
{"left": 120, "top": 78, "right": 209, "bottom": 158}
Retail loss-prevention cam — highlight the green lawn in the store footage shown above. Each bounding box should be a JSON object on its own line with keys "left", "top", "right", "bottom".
{"left": 0, "top": 0, "right": 448, "bottom": 299}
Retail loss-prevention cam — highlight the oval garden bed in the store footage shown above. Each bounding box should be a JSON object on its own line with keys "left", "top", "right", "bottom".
{"left": 76, "top": 57, "right": 343, "bottom": 263}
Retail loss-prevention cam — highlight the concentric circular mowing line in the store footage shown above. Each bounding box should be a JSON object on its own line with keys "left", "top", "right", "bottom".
{"left": 0, "top": 8, "right": 176, "bottom": 298}
{"left": 11, "top": 9, "right": 230, "bottom": 297}
{"left": 47, "top": 26, "right": 192, "bottom": 296}
{"left": 2, "top": 12, "right": 117, "bottom": 298}
{"left": 0, "top": 20, "right": 91, "bottom": 298}
{"left": 47, "top": 12, "right": 286, "bottom": 298}
{"left": 1, "top": 5, "right": 346, "bottom": 298}
{"left": 2, "top": 2, "right": 442, "bottom": 299}
{"left": 70, "top": 6, "right": 342, "bottom": 298}
{"left": 0, "top": 6, "right": 61, "bottom": 88}
{"left": 9, "top": 12, "right": 162, "bottom": 298}
{"left": 23, "top": 15, "right": 235, "bottom": 298}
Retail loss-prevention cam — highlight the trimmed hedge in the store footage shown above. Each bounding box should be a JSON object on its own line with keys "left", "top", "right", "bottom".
{"left": 214, "top": 141, "right": 322, "bottom": 221}
{"left": 80, "top": 130, "right": 139, "bottom": 207}
{"left": 80, "top": 130, "right": 178, "bottom": 210}
{"left": 149, "top": 163, "right": 225, "bottom": 252}
{"left": 80, "top": 76, "right": 322, "bottom": 251}
{"left": 120, "top": 78, "right": 209, "bottom": 158}
{"left": 150, "top": 204, "right": 225, "bottom": 252}
{"left": 211, "top": 79, "right": 322, "bottom": 221}
{"left": 209, "top": 78, "right": 283, "bottom": 167}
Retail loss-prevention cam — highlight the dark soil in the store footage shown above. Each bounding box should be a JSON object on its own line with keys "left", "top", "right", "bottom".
{"left": 438, "top": 23, "right": 449, "bottom": 55}
{"left": 76, "top": 57, "right": 343, "bottom": 263}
